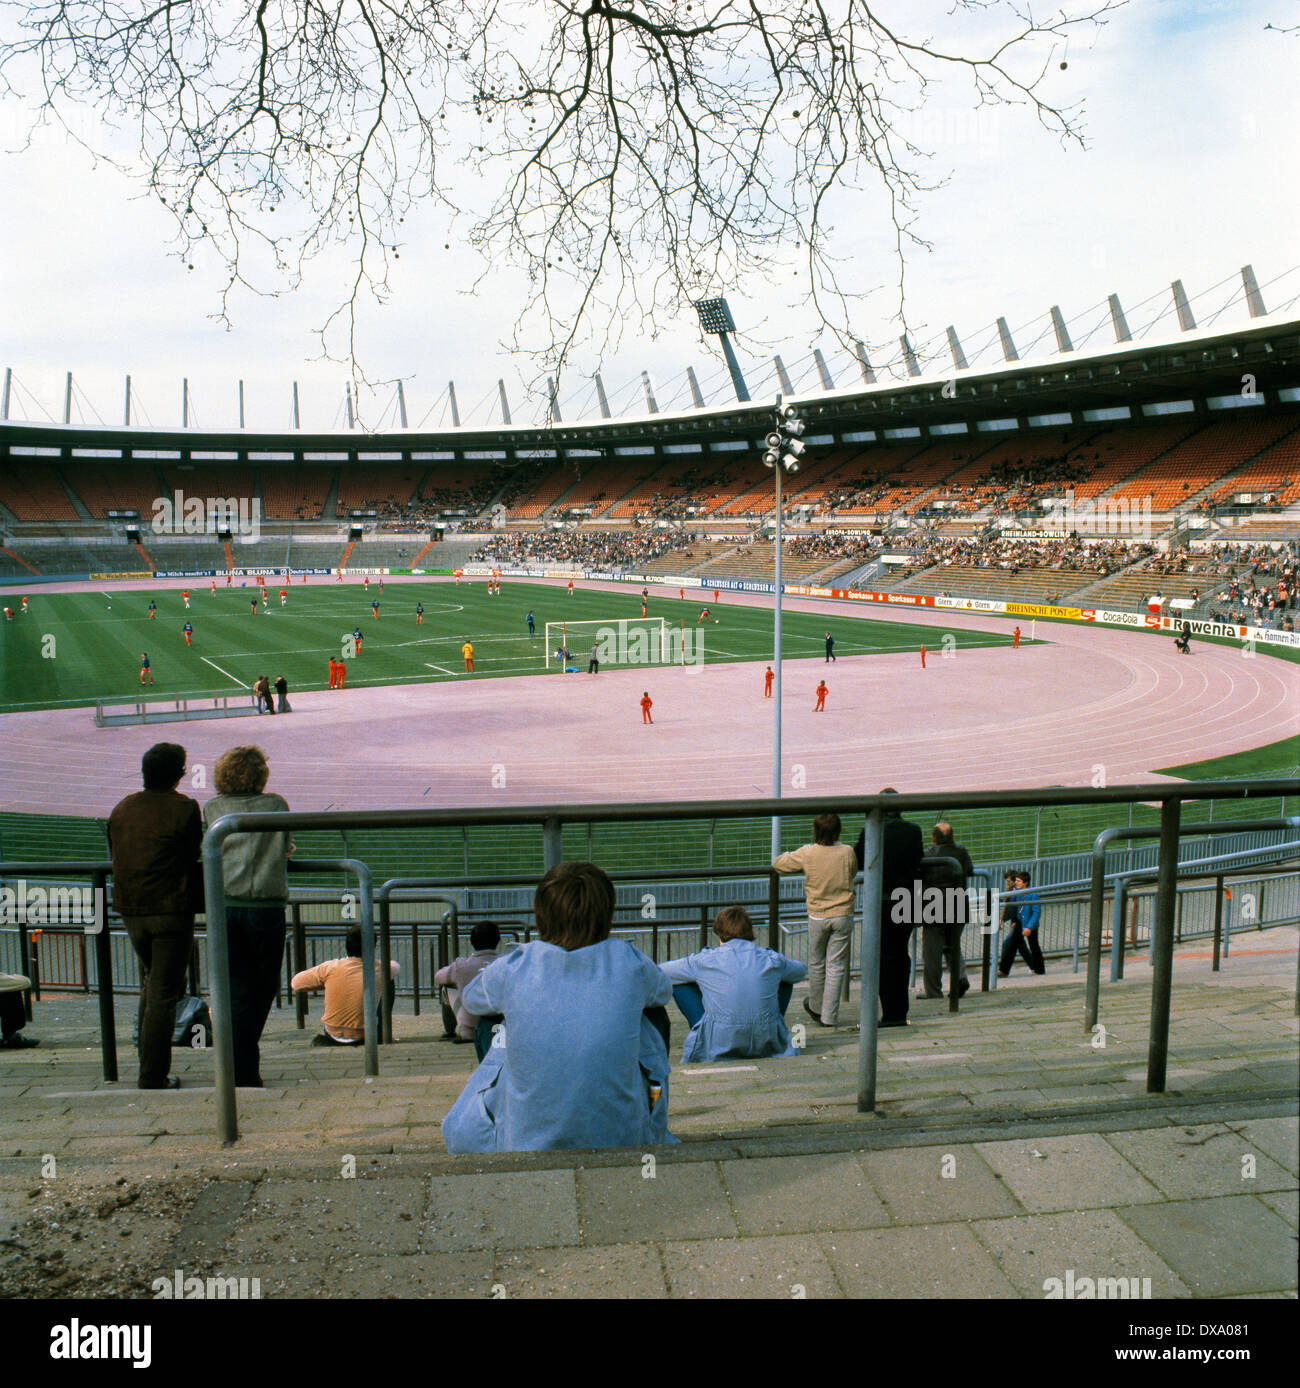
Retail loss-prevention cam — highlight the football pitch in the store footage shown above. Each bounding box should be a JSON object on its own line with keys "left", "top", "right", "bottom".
{"left": 0, "top": 579, "right": 1020, "bottom": 715}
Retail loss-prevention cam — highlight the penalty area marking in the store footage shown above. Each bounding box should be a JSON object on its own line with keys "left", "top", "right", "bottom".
{"left": 200, "top": 656, "right": 250, "bottom": 689}
{"left": 424, "top": 663, "right": 459, "bottom": 676}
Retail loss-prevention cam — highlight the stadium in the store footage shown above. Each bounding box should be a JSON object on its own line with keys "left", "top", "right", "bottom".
{"left": 0, "top": 0, "right": 1296, "bottom": 1328}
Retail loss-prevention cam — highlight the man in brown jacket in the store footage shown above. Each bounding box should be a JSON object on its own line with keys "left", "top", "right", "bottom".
{"left": 108, "top": 743, "right": 203, "bottom": 1089}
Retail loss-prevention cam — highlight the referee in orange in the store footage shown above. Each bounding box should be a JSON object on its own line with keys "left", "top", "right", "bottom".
{"left": 640, "top": 692, "right": 653, "bottom": 724}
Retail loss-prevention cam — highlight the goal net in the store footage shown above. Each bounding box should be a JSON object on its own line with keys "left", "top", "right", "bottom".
{"left": 544, "top": 617, "right": 680, "bottom": 668}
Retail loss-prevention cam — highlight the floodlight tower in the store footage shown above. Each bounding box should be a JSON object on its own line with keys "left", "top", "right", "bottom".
{"left": 693, "top": 297, "right": 751, "bottom": 402}
{"left": 764, "top": 394, "right": 806, "bottom": 855}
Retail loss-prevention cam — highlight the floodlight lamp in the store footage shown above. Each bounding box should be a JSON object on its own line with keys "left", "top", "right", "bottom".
{"left": 765, "top": 431, "right": 783, "bottom": 448}
{"left": 782, "top": 456, "right": 801, "bottom": 474}
{"left": 784, "top": 417, "right": 806, "bottom": 438}
{"left": 785, "top": 438, "right": 806, "bottom": 458}
{"left": 779, "top": 402, "right": 800, "bottom": 421}
{"left": 693, "top": 296, "right": 737, "bottom": 335}
{"left": 762, "top": 449, "right": 779, "bottom": 468}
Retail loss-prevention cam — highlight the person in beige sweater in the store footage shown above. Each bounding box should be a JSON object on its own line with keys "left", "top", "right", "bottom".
{"left": 773, "top": 812, "right": 858, "bottom": 1026}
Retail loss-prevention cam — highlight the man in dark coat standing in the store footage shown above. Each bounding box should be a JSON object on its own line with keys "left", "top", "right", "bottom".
{"left": 108, "top": 743, "right": 203, "bottom": 1089}
{"left": 854, "top": 788, "right": 924, "bottom": 1027}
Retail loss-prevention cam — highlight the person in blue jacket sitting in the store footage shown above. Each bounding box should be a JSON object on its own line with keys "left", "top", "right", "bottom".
{"left": 441, "top": 861, "right": 673, "bottom": 1154}
{"left": 660, "top": 906, "right": 809, "bottom": 1063}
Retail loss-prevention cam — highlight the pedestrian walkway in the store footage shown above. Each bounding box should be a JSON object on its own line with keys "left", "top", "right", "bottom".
{"left": 1, "top": 927, "right": 1295, "bottom": 1299}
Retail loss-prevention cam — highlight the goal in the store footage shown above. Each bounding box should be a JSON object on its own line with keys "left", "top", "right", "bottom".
{"left": 544, "top": 617, "right": 673, "bottom": 668}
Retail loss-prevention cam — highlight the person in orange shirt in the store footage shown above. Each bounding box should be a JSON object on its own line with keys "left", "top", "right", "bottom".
{"left": 336, "top": 658, "right": 347, "bottom": 689}
{"left": 462, "top": 640, "right": 475, "bottom": 672}
{"left": 210, "top": 579, "right": 216, "bottom": 596}
{"left": 764, "top": 666, "right": 774, "bottom": 697}
{"left": 181, "top": 590, "right": 190, "bottom": 609}
{"left": 921, "top": 644, "right": 927, "bottom": 669}
{"left": 328, "top": 656, "right": 338, "bottom": 689}
{"left": 640, "top": 692, "right": 653, "bottom": 724}
{"left": 279, "top": 588, "right": 288, "bottom": 606}
{"left": 1013, "top": 626, "right": 1021, "bottom": 649}
{"left": 567, "top": 580, "right": 575, "bottom": 597}
{"left": 813, "top": 680, "right": 828, "bottom": 711}
{"left": 679, "top": 587, "right": 684, "bottom": 601}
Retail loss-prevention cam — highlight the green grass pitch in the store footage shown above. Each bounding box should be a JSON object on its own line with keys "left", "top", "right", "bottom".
{"left": 0, "top": 579, "right": 1020, "bottom": 715}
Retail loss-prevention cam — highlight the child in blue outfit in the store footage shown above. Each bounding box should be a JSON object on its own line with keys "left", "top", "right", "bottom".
{"left": 660, "top": 906, "right": 808, "bottom": 1062}
{"left": 441, "top": 862, "right": 673, "bottom": 1153}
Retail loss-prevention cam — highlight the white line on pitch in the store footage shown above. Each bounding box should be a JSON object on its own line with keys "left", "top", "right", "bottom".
{"left": 423, "top": 663, "right": 459, "bottom": 675}
{"left": 200, "top": 657, "right": 250, "bottom": 689}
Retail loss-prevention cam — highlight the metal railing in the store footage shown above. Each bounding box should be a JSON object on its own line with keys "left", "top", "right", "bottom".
{"left": 198, "top": 781, "right": 1299, "bottom": 1143}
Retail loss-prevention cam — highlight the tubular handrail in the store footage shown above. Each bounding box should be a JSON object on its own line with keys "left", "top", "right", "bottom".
{"left": 1084, "top": 816, "right": 1299, "bottom": 1030}
{"left": 13, "top": 779, "right": 1300, "bottom": 1144}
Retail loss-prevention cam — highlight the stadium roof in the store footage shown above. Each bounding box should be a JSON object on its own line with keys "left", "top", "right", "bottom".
{"left": 2, "top": 318, "right": 1298, "bottom": 468}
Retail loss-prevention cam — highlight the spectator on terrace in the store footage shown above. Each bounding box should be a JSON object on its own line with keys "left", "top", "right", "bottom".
{"left": 660, "top": 906, "right": 807, "bottom": 1062}
{"left": 291, "top": 928, "right": 400, "bottom": 1046}
{"left": 0, "top": 974, "right": 39, "bottom": 1049}
{"left": 773, "top": 813, "right": 858, "bottom": 1027}
{"left": 435, "top": 922, "right": 505, "bottom": 1047}
{"left": 108, "top": 742, "right": 203, "bottom": 1090}
{"left": 441, "top": 861, "right": 673, "bottom": 1153}
{"left": 203, "top": 744, "right": 295, "bottom": 1086}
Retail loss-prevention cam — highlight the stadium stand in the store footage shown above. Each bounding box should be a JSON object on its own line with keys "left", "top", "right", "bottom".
{"left": 261, "top": 466, "right": 336, "bottom": 520}
{"left": 62, "top": 463, "right": 165, "bottom": 518}
{"left": 334, "top": 465, "right": 425, "bottom": 517}
{"left": 158, "top": 464, "right": 258, "bottom": 507}
{"left": 146, "top": 539, "right": 229, "bottom": 572}
{"left": 1207, "top": 425, "right": 1300, "bottom": 506}
{"left": 0, "top": 463, "right": 80, "bottom": 521}
{"left": 1106, "top": 415, "right": 1300, "bottom": 510}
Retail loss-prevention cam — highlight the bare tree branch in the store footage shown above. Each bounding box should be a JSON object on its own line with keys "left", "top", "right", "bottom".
{"left": 0, "top": 0, "right": 1124, "bottom": 396}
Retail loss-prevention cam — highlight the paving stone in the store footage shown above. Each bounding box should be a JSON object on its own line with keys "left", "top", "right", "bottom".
{"left": 494, "top": 1242, "right": 668, "bottom": 1298}
{"left": 1231, "top": 1116, "right": 1298, "bottom": 1176}
{"left": 664, "top": 1233, "right": 842, "bottom": 1299}
{"left": 1256, "top": 1189, "right": 1298, "bottom": 1231}
{"left": 577, "top": 1162, "right": 738, "bottom": 1246}
{"left": 859, "top": 1144, "right": 1023, "bottom": 1225}
{"left": 817, "top": 1223, "right": 1019, "bottom": 1298}
{"left": 224, "top": 1176, "right": 426, "bottom": 1260}
{"left": 1103, "top": 1124, "right": 1293, "bottom": 1199}
{"left": 170, "top": 1180, "right": 255, "bottom": 1263}
{"left": 969, "top": 1208, "right": 1192, "bottom": 1298}
{"left": 424, "top": 1170, "right": 578, "bottom": 1252}
{"left": 718, "top": 1153, "right": 890, "bottom": 1235}
{"left": 975, "top": 1133, "right": 1164, "bottom": 1214}
{"left": 1115, "top": 1195, "right": 1299, "bottom": 1297}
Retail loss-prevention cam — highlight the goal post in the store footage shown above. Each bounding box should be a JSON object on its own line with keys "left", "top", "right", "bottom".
{"left": 544, "top": 617, "right": 677, "bottom": 668}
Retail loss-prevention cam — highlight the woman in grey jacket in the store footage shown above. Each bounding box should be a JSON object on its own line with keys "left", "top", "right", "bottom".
{"left": 204, "top": 745, "right": 293, "bottom": 1087}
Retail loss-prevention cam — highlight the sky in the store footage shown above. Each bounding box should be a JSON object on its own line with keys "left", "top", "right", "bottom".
{"left": 0, "top": 0, "right": 1297, "bottom": 435}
